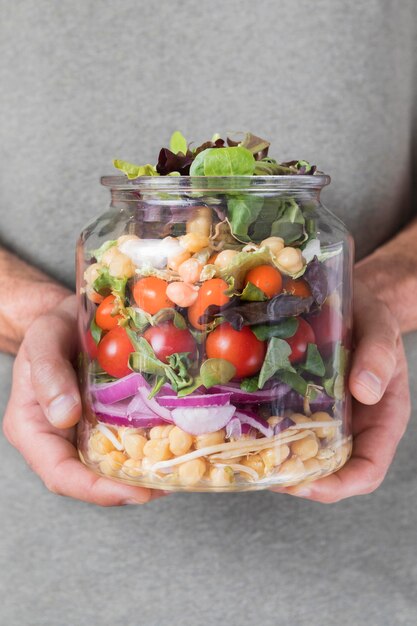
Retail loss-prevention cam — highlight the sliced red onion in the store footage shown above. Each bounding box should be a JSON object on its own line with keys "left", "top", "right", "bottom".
{"left": 225, "top": 417, "right": 241, "bottom": 439}
{"left": 90, "top": 372, "right": 146, "bottom": 404}
{"left": 136, "top": 385, "right": 173, "bottom": 421}
{"left": 157, "top": 392, "right": 232, "bottom": 409}
{"left": 274, "top": 416, "right": 295, "bottom": 434}
{"left": 235, "top": 410, "right": 274, "bottom": 438}
{"left": 171, "top": 404, "right": 236, "bottom": 436}
{"left": 96, "top": 413, "right": 168, "bottom": 429}
{"left": 210, "top": 382, "right": 291, "bottom": 404}
{"left": 92, "top": 399, "right": 131, "bottom": 418}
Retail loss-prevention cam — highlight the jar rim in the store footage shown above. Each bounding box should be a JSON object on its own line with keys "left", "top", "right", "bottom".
{"left": 100, "top": 174, "right": 331, "bottom": 192}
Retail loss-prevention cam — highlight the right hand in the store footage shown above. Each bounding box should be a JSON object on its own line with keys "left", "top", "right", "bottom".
{"left": 2, "top": 295, "right": 165, "bottom": 506}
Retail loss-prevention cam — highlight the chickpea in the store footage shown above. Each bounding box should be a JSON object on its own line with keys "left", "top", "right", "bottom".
{"left": 186, "top": 207, "right": 212, "bottom": 237}
{"left": 177, "top": 258, "right": 203, "bottom": 283}
{"left": 209, "top": 465, "right": 235, "bottom": 487}
{"left": 99, "top": 451, "right": 128, "bottom": 476}
{"left": 122, "top": 458, "right": 142, "bottom": 478}
{"left": 166, "top": 281, "right": 199, "bottom": 307}
{"left": 290, "top": 413, "right": 313, "bottom": 425}
{"left": 303, "top": 458, "right": 321, "bottom": 474}
{"left": 169, "top": 427, "right": 193, "bottom": 456}
{"left": 214, "top": 249, "right": 239, "bottom": 268}
{"left": 194, "top": 429, "right": 225, "bottom": 449}
{"left": 90, "top": 430, "right": 116, "bottom": 455}
{"left": 117, "top": 234, "right": 139, "bottom": 246}
{"left": 108, "top": 251, "right": 136, "bottom": 278}
{"left": 278, "top": 456, "right": 305, "bottom": 481}
{"left": 123, "top": 432, "right": 147, "bottom": 460}
{"left": 335, "top": 440, "right": 352, "bottom": 467}
{"left": 261, "top": 236, "right": 285, "bottom": 256}
{"left": 318, "top": 456, "right": 338, "bottom": 473}
{"left": 291, "top": 434, "right": 319, "bottom": 461}
{"left": 101, "top": 245, "right": 120, "bottom": 266}
{"left": 143, "top": 438, "right": 173, "bottom": 463}
{"left": 241, "top": 454, "right": 265, "bottom": 477}
{"left": 178, "top": 458, "right": 207, "bottom": 486}
{"left": 84, "top": 262, "right": 103, "bottom": 286}
{"left": 168, "top": 250, "right": 191, "bottom": 271}
{"left": 276, "top": 247, "right": 304, "bottom": 274}
{"left": 260, "top": 444, "right": 290, "bottom": 471}
{"left": 149, "top": 425, "right": 174, "bottom": 440}
{"left": 180, "top": 233, "right": 210, "bottom": 253}
{"left": 311, "top": 412, "right": 337, "bottom": 439}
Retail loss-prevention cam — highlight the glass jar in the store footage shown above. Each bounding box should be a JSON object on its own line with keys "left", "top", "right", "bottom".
{"left": 76, "top": 175, "right": 353, "bottom": 492}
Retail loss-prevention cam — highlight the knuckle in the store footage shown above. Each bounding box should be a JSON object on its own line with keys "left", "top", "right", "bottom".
{"left": 2, "top": 415, "right": 17, "bottom": 447}
{"left": 31, "top": 356, "right": 63, "bottom": 386}
{"left": 44, "top": 477, "right": 62, "bottom": 496}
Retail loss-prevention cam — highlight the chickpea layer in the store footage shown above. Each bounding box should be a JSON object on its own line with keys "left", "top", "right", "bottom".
{"left": 85, "top": 411, "right": 350, "bottom": 490}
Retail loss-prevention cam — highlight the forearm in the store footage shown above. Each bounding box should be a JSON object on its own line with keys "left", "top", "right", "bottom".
{"left": 355, "top": 219, "right": 417, "bottom": 334}
{"left": 0, "top": 247, "right": 71, "bottom": 354}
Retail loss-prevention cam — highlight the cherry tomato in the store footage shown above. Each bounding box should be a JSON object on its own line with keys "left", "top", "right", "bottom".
{"left": 286, "top": 318, "right": 315, "bottom": 364}
{"left": 244, "top": 265, "right": 283, "bottom": 299}
{"left": 188, "top": 278, "right": 230, "bottom": 330}
{"left": 143, "top": 322, "right": 196, "bottom": 363}
{"left": 308, "top": 303, "right": 344, "bottom": 358}
{"left": 206, "top": 323, "right": 266, "bottom": 379}
{"left": 95, "top": 295, "right": 123, "bottom": 330}
{"left": 283, "top": 278, "right": 312, "bottom": 298}
{"left": 133, "top": 277, "right": 173, "bottom": 315}
{"left": 97, "top": 326, "right": 135, "bottom": 378}
{"left": 85, "top": 328, "right": 98, "bottom": 360}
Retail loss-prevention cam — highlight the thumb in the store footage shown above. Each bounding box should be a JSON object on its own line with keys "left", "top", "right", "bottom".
{"left": 349, "top": 282, "right": 399, "bottom": 405}
{"left": 24, "top": 300, "right": 82, "bottom": 428}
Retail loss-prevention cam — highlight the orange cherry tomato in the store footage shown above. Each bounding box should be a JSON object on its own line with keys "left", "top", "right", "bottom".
{"left": 244, "top": 265, "right": 283, "bottom": 299}
{"left": 132, "top": 277, "right": 173, "bottom": 315}
{"left": 95, "top": 295, "right": 123, "bottom": 330}
{"left": 283, "top": 278, "right": 312, "bottom": 298}
{"left": 207, "top": 252, "right": 218, "bottom": 264}
{"left": 188, "top": 278, "right": 230, "bottom": 330}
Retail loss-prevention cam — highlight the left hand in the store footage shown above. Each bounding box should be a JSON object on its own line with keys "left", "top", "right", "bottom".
{"left": 273, "top": 279, "right": 411, "bottom": 503}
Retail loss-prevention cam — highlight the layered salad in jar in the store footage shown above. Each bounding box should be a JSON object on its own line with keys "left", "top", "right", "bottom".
{"left": 78, "top": 132, "right": 352, "bottom": 491}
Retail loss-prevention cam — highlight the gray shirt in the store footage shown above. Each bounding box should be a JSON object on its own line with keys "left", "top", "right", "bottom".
{"left": 1, "top": 2, "right": 416, "bottom": 625}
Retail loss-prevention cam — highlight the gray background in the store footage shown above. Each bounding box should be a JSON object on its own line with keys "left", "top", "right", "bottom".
{"left": 1, "top": 1, "right": 416, "bottom": 625}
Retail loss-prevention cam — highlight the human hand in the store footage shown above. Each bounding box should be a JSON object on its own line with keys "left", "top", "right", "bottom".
{"left": 275, "top": 279, "right": 411, "bottom": 503}
{"left": 2, "top": 295, "right": 164, "bottom": 506}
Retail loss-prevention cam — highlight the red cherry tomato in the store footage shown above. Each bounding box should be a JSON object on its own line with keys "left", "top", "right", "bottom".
{"left": 188, "top": 278, "right": 230, "bottom": 330}
{"left": 244, "top": 265, "right": 283, "bottom": 298}
{"left": 133, "top": 277, "right": 173, "bottom": 315}
{"left": 308, "top": 304, "right": 344, "bottom": 358}
{"left": 95, "top": 295, "right": 123, "bottom": 330}
{"left": 206, "top": 323, "right": 266, "bottom": 379}
{"left": 97, "top": 326, "right": 135, "bottom": 378}
{"left": 85, "top": 328, "right": 98, "bottom": 360}
{"left": 286, "top": 318, "right": 316, "bottom": 364}
{"left": 143, "top": 322, "right": 196, "bottom": 363}
{"left": 283, "top": 278, "right": 312, "bottom": 298}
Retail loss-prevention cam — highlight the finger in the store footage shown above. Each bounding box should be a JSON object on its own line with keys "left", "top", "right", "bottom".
{"left": 349, "top": 283, "right": 399, "bottom": 404}
{"left": 24, "top": 308, "right": 82, "bottom": 429}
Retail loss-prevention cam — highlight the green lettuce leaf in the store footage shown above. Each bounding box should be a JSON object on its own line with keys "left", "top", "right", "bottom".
{"left": 113, "top": 159, "right": 159, "bottom": 179}
{"left": 151, "top": 308, "right": 187, "bottom": 329}
{"left": 258, "top": 337, "right": 295, "bottom": 388}
{"left": 239, "top": 281, "right": 268, "bottom": 302}
{"left": 190, "top": 146, "right": 256, "bottom": 176}
{"left": 90, "top": 316, "right": 102, "bottom": 345}
{"left": 252, "top": 318, "right": 299, "bottom": 341}
{"left": 227, "top": 194, "right": 264, "bottom": 242}
{"left": 299, "top": 343, "right": 326, "bottom": 377}
{"left": 200, "top": 358, "right": 236, "bottom": 388}
{"left": 92, "top": 267, "right": 127, "bottom": 299}
{"left": 169, "top": 131, "right": 188, "bottom": 155}
{"left": 90, "top": 240, "right": 117, "bottom": 262}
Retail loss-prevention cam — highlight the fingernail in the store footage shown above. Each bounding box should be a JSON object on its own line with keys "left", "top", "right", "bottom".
{"left": 356, "top": 370, "right": 382, "bottom": 399}
{"left": 47, "top": 394, "right": 79, "bottom": 425}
